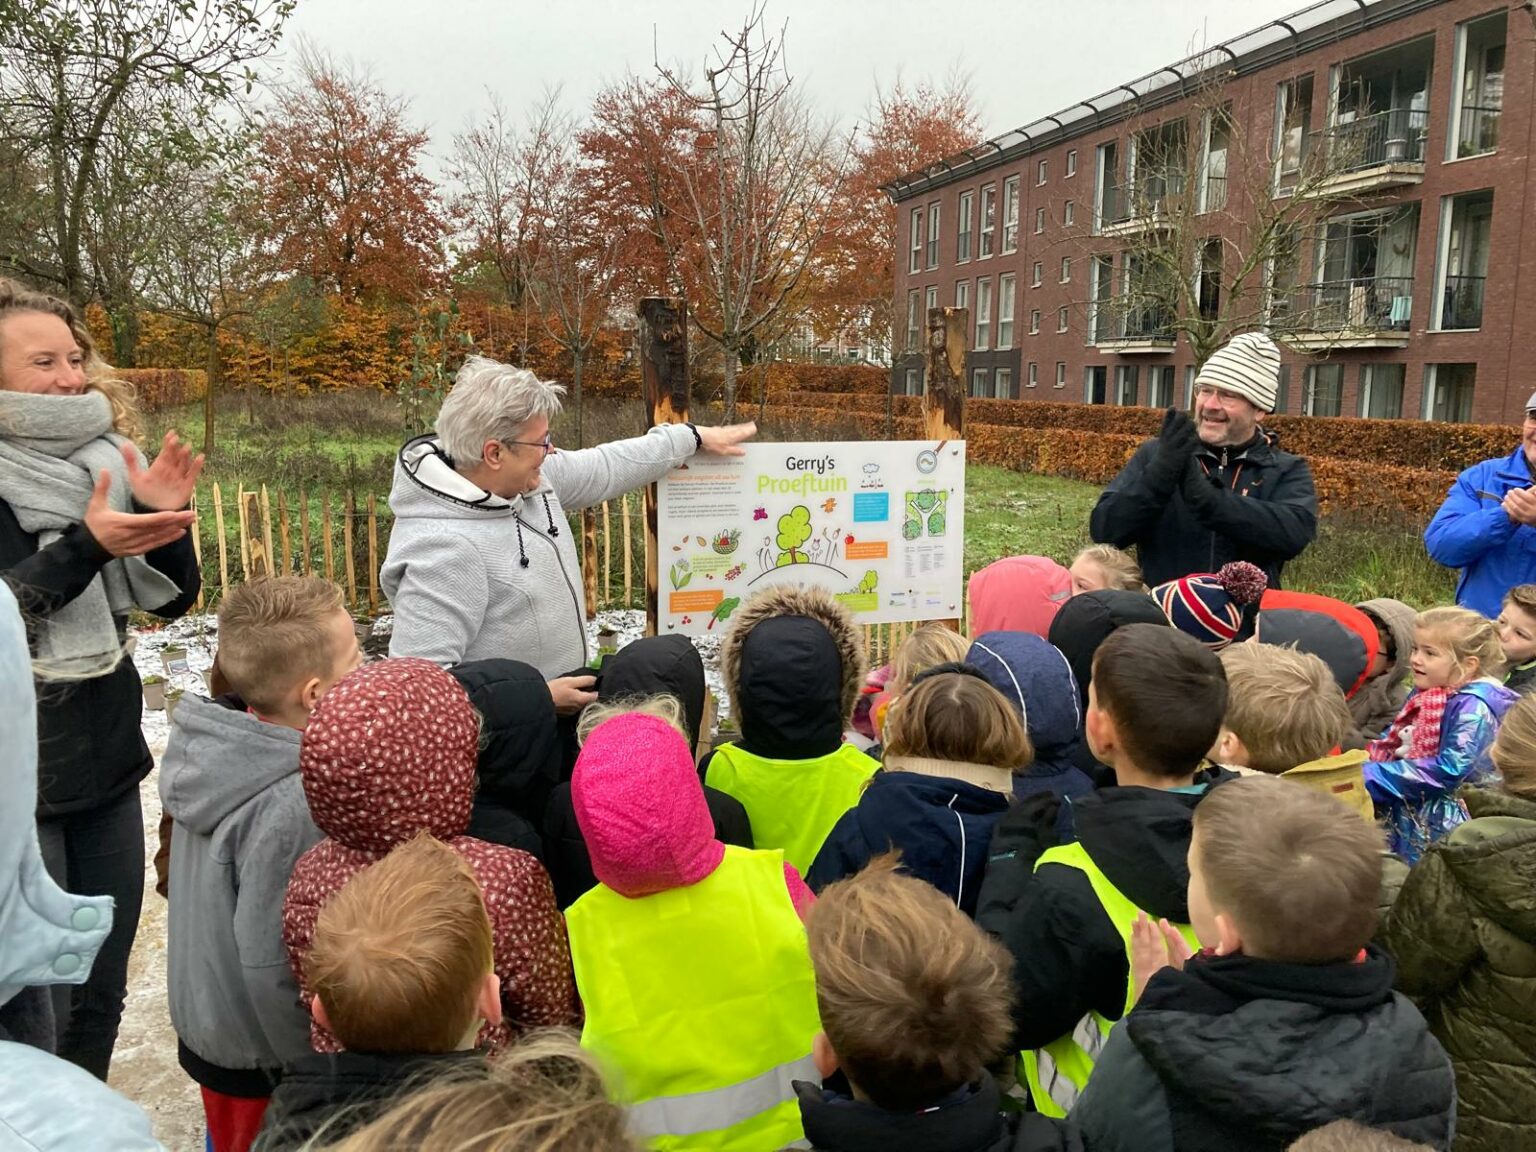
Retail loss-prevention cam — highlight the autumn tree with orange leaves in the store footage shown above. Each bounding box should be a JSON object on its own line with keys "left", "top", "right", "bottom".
{"left": 258, "top": 45, "right": 444, "bottom": 302}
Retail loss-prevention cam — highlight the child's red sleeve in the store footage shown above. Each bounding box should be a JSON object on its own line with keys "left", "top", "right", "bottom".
{"left": 783, "top": 863, "right": 815, "bottom": 922}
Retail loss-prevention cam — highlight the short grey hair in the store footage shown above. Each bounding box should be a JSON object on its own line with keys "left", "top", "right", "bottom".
{"left": 435, "top": 356, "right": 565, "bottom": 468}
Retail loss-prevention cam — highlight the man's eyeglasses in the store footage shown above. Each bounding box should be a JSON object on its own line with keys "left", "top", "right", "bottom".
{"left": 501, "top": 433, "right": 554, "bottom": 456}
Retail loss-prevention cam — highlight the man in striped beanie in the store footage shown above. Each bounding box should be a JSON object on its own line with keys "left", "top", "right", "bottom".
{"left": 1089, "top": 331, "right": 1318, "bottom": 592}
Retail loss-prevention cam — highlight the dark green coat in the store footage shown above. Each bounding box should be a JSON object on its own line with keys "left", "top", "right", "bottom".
{"left": 1384, "top": 787, "right": 1536, "bottom": 1152}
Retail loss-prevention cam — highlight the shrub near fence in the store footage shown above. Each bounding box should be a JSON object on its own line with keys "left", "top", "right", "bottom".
{"left": 119, "top": 367, "right": 208, "bottom": 412}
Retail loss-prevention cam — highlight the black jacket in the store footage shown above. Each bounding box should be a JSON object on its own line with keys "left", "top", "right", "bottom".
{"left": 542, "top": 634, "right": 754, "bottom": 908}
{"left": 252, "top": 1050, "right": 480, "bottom": 1151}
{"left": 795, "top": 1076, "right": 1079, "bottom": 1152}
{"left": 1089, "top": 430, "right": 1317, "bottom": 589}
{"left": 0, "top": 496, "right": 201, "bottom": 817}
{"left": 975, "top": 784, "right": 1213, "bottom": 1050}
{"left": 451, "top": 658, "right": 561, "bottom": 858}
{"left": 1071, "top": 949, "right": 1455, "bottom": 1152}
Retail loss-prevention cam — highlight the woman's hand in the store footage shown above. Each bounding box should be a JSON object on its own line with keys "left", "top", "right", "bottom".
{"left": 83, "top": 469, "right": 195, "bottom": 557}
{"left": 549, "top": 674, "right": 599, "bottom": 715}
{"left": 697, "top": 422, "right": 757, "bottom": 457}
{"left": 123, "top": 431, "right": 204, "bottom": 512}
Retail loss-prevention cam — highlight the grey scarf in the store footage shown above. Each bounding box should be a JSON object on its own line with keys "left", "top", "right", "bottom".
{"left": 0, "top": 390, "right": 183, "bottom": 677}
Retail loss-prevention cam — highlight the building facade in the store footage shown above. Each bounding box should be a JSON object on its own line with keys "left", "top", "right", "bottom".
{"left": 887, "top": 0, "right": 1531, "bottom": 425}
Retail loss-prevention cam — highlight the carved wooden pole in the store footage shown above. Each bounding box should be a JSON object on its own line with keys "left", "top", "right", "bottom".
{"left": 640, "top": 297, "right": 691, "bottom": 637}
{"left": 924, "top": 307, "right": 967, "bottom": 632}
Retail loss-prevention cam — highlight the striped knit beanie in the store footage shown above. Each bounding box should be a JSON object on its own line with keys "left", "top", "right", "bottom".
{"left": 1194, "top": 332, "right": 1281, "bottom": 413}
{"left": 1152, "top": 562, "right": 1268, "bottom": 651}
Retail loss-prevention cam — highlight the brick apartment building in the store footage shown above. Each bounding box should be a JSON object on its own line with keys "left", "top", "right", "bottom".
{"left": 887, "top": 0, "right": 1532, "bottom": 425}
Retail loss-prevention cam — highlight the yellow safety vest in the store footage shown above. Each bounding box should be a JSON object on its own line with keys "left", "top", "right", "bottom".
{"left": 706, "top": 743, "right": 879, "bottom": 875}
{"left": 566, "top": 845, "right": 821, "bottom": 1151}
{"left": 1021, "top": 840, "right": 1201, "bottom": 1119}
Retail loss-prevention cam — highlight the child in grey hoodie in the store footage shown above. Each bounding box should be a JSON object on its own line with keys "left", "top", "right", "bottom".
{"left": 161, "top": 576, "right": 362, "bottom": 1152}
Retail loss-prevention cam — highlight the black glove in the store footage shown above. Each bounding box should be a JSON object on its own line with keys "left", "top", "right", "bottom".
{"left": 1181, "top": 455, "right": 1222, "bottom": 514}
{"left": 1145, "top": 407, "right": 1199, "bottom": 495}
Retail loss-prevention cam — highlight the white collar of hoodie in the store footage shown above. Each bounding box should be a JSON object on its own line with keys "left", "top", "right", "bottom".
{"left": 882, "top": 754, "right": 1016, "bottom": 795}
{"left": 399, "top": 435, "right": 524, "bottom": 514}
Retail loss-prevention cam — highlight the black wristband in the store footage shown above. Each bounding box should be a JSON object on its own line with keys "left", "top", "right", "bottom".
{"left": 685, "top": 422, "right": 703, "bottom": 451}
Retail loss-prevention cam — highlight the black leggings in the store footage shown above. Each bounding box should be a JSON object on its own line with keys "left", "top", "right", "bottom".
{"left": 37, "top": 786, "right": 145, "bottom": 1081}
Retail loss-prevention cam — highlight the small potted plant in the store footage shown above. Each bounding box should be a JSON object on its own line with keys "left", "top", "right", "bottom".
{"left": 160, "top": 645, "right": 189, "bottom": 677}
{"left": 596, "top": 627, "right": 621, "bottom": 659}
{"left": 142, "top": 674, "right": 167, "bottom": 711}
{"left": 165, "top": 688, "right": 184, "bottom": 722}
{"left": 353, "top": 615, "right": 373, "bottom": 644}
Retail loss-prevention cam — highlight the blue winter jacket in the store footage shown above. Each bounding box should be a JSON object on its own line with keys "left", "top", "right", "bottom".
{"left": 1365, "top": 678, "right": 1518, "bottom": 863}
{"left": 965, "top": 631, "right": 1095, "bottom": 804}
{"left": 807, "top": 772, "right": 1009, "bottom": 915}
{"left": 1424, "top": 447, "right": 1536, "bottom": 618}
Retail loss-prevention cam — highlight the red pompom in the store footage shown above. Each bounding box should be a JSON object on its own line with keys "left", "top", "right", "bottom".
{"left": 1215, "top": 561, "right": 1268, "bottom": 605}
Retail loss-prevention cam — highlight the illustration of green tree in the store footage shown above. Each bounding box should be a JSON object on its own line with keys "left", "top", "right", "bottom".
{"left": 775, "top": 505, "right": 813, "bottom": 566}
{"left": 707, "top": 596, "right": 742, "bottom": 630}
{"left": 855, "top": 570, "right": 878, "bottom": 594}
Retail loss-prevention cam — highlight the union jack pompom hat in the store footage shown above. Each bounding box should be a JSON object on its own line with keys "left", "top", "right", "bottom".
{"left": 1152, "top": 562, "right": 1268, "bottom": 651}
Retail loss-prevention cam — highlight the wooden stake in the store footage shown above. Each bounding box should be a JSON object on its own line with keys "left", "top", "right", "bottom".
{"left": 582, "top": 507, "right": 598, "bottom": 622}
{"left": 190, "top": 490, "right": 205, "bottom": 613}
{"left": 212, "top": 482, "right": 230, "bottom": 602}
{"left": 322, "top": 493, "right": 335, "bottom": 585}
{"left": 260, "top": 485, "right": 275, "bottom": 578}
{"left": 343, "top": 490, "right": 357, "bottom": 611}
{"left": 237, "top": 484, "right": 251, "bottom": 579}
{"left": 278, "top": 491, "right": 291, "bottom": 575}
{"left": 622, "top": 493, "right": 633, "bottom": 608}
{"left": 638, "top": 296, "right": 690, "bottom": 637}
{"left": 602, "top": 499, "right": 612, "bottom": 609}
{"left": 367, "top": 494, "right": 380, "bottom": 616}
{"left": 240, "top": 488, "right": 271, "bottom": 578}
{"left": 923, "top": 305, "right": 968, "bottom": 632}
{"left": 300, "top": 487, "right": 312, "bottom": 577}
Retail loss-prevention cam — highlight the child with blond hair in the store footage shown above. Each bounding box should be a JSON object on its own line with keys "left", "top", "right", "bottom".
{"left": 1366, "top": 605, "right": 1517, "bottom": 861}
{"left": 1068, "top": 544, "right": 1143, "bottom": 595}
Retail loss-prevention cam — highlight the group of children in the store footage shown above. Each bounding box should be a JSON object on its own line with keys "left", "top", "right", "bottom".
{"left": 150, "top": 539, "right": 1536, "bottom": 1152}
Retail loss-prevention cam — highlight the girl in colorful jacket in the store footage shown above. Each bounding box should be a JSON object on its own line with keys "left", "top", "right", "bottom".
{"left": 1365, "top": 606, "right": 1517, "bottom": 863}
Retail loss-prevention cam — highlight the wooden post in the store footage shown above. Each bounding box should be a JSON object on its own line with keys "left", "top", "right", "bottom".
{"left": 924, "top": 306, "right": 967, "bottom": 631}
{"left": 260, "top": 485, "right": 275, "bottom": 578}
{"left": 211, "top": 482, "right": 230, "bottom": 602}
{"left": 343, "top": 490, "right": 358, "bottom": 612}
{"left": 601, "top": 500, "right": 612, "bottom": 608}
{"left": 366, "top": 494, "right": 380, "bottom": 616}
{"left": 278, "top": 491, "right": 291, "bottom": 575}
{"left": 622, "top": 494, "right": 633, "bottom": 608}
{"left": 236, "top": 484, "right": 251, "bottom": 579}
{"left": 322, "top": 493, "right": 335, "bottom": 585}
{"left": 582, "top": 507, "right": 598, "bottom": 621}
{"left": 190, "top": 490, "right": 205, "bottom": 613}
{"left": 240, "top": 488, "right": 272, "bottom": 578}
{"left": 639, "top": 296, "right": 691, "bottom": 637}
{"left": 300, "top": 487, "right": 312, "bottom": 577}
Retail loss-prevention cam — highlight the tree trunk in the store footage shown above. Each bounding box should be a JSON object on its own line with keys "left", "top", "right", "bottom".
{"left": 572, "top": 348, "right": 584, "bottom": 449}
{"left": 203, "top": 323, "right": 221, "bottom": 457}
{"left": 107, "top": 304, "right": 140, "bottom": 368}
{"left": 722, "top": 354, "right": 738, "bottom": 423}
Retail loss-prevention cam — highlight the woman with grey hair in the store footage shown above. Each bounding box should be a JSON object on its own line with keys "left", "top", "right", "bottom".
{"left": 383, "top": 356, "right": 753, "bottom": 709}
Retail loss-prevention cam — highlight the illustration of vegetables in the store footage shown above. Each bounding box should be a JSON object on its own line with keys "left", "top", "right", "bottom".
{"left": 708, "top": 596, "right": 741, "bottom": 630}
{"left": 774, "top": 505, "right": 813, "bottom": 566}
{"left": 711, "top": 528, "right": 741, "bottom": 555}
{"left": 669, "top": 559, "right": 692, "bottom": 590}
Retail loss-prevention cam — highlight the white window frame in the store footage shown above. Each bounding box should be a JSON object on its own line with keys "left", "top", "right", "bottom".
{"left": 995, "top": 367, "right": 1013, "bottom": 399}
{"left": 925, "top": 285, "right": 938, "bottom": 317}
{"left": 1002, "top": 177, "right": 1020, "bottom": 254}
{"left": 1037, "top": 158, "right": 1048, "bottom": 185}
{"left": 905, "top": 289, "right": 921, "bottom": 352}
{"left": 1358, "top": 363, "right": 1406, "bottom": 419}
{"left": 1029, "top": 309, "right": 1041, "bottom": 335}
{"left": 971, "top": 367, "right": 991, "bottom": 398}
{"left": 1064, "top": 200, "right": 1075, "bottom": 227}
{"left": 976, "top": 277, "right": 993, "bottom": 351}
{"left": 997, "top": 273, "right": 1016, "bottom": 349}
{"left": 957, "top": 190, "right": 974, "bottom": 263}
{"left": 1066, "top": 149, "right": 1078, "bottom": 177}
{"left": 1027, "top": 362, "right": 1038, "bottom": 388}
{"left": 1032, "top": 262, "right": 1043, "bottom": 288}
{"left": 903, "top": 367, "right": 920, "bottom": 395}
{"left": 955, "top": 280, "right": 970, "bottom": 311}
{"left": 1056, "top": 361, "right": 1067, "bottom": 388}
{"left": 1060, "top": 257, "right": 1071, "bottom": 284}
{"left": 979, "top": 184, "right": 996, "bottom": 259}
{"left": 1057, "top": 306, "right": 1070, "bottom": 333}
{"left": 927, "top": 202, "right": 941, "bottom": 269}
{"left": 1305, "top": 364, "right": 1344, "bottom": 417}
{"left": 1035, "top": 206, "right": 1046, "bottom": 235}
{"left": 909, "top": 207, "right": 922, "bottom": 274}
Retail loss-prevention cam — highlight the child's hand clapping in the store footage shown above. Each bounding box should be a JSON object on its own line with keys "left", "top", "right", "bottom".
{"left": 1131, "top": 913, "right": 1195, "bottom": 1003}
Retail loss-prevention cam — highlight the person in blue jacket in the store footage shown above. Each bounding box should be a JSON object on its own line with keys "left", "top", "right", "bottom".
{"left": 1425, "top": 392, "right": 1536, "bottom": 617}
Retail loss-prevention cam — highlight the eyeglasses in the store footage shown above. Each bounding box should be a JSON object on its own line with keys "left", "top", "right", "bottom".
{"left": 501, "top": 433, "right": 554, "bottom": 456}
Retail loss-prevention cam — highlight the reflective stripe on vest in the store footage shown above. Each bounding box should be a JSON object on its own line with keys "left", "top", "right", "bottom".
{"left": 1020, "top": 840, "right": 1200, "bottom": 1119}
{"left": 566, "top": 845, "right": 821, "bottom": 1151}
{"left": 705, "top": 742, "right": 879, "bottom": 874}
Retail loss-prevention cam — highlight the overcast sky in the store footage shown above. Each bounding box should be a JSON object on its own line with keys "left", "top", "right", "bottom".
{"left": 278, "top": 0, "right": 1300, "bottom": 165}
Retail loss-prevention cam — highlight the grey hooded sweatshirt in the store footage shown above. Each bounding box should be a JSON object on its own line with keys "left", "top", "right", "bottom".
{"left": 161, "top": 694, "right": 321, "bottom": 1078}
{"left": 382, "top": 425, "right": 697, "bottom": 678}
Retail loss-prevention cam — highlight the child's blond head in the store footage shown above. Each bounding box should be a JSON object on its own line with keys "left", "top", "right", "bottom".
{"left": 1490, "top": 692, "right": 1536, "bottom": 801}
{"left": 1070, "top": 544, "right": 1144, "bottom": 593}
{"left": 1415, "top": 606, "right": 1506, "bottom": 684}
{"left": 805, "top": 855, "right": 1014, "bottom": 1109}
{"left": 216, "top": 575, "right": 349, "bottom": 714}
{"left": 888, "top": 623, "right": 970, "bottom": 694}
{"left": 1193, "top": 776, "right": 1383, "bottom": 963}
{"left": 576, "top": 694, "right": 686, "bottom": 747}
{"left": 1219, "top": 643, "right": 1351, "bottom": 773}
{"left": 305, "top": 833, "right": 494, "bottom": 1055}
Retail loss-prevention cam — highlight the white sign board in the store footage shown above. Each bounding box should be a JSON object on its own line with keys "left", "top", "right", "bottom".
{"left": 657, "top": 439, "right": 966, "bottom": 636}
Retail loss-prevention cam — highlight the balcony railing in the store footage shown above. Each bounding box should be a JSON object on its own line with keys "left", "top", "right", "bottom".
{"left": 1456, "top": 105, "right": 1501, "bottom": 158}
{"left": 1283, "top": 275, "right": 1415, "bottom": 333}
{"left": 1320, "top": 107, "right": 1429, "bottom": 173}
{"left": 1098, "top": 178, "right": 1186, "bottom": 230}
{"left": 1093, "top": 304, "right": 1175, "bottom": 345}
{"left": 1440, "top": 274, "right": 1485, "bottom": 330}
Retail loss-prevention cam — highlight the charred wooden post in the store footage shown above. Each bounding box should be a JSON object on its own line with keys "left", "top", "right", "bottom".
{"left": 639, "top": 297, "right": 691, "bottom": 638}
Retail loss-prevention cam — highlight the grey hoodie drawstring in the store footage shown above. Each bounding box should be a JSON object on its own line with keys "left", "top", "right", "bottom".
{"left": 541, "top": 493, "right": 560, "bottom": 537}
{"left": 514, "top": 516, "right": 530, "bottom": 568}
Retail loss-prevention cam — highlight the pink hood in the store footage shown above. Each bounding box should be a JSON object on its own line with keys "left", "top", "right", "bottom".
{"left": 968, "top": 555, "right": 1073, "bottom": 637}
{"left": 572, "top": 713, "right": 724, "bottom": 898}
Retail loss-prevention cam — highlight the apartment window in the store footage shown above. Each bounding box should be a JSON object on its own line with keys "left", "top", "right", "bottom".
{"left": 976, "top": 278, "right": 993, "bottom": 350}
{"left": 1201, "top": 108, "right": 1231, "bottom": 214}
{"left": 1002, "top": 177, "right": 1020, "bottom": 254}
{"left": 970, "top": 367, "right": 992, "bottom": 398}
{"left": 1359, "top": 363, "right": 1406, "bottom": 419}
{"left": 1027, "top": 362, "right": 1038, "bottom": 389}
{"left": 996, "top": 367, "right": 1015, "bottom": 400}
{"left": 1089, "top": 254, "right": 1113, "bottom": 344}
{"left": 1037, "top": 158, "right": 1048, "bottom": 185}
{"left": 955, "top": 280, "right": 970, "bottom": 315}
{"left": 1095, "top": 140, "right": 1120, "bottom": 233}
{"left": 1451, "top": 12, "right": 1505, "bottom": 160}
{"left": 997, "top": 274, "right": 1016, "bottom": 349}
{"left": 1424, "top": 363, "right": 1476, "bottom": 422}
{"left": 1313, "top": 205, "right": 1419, "bottom": 332}
{"left": 925, "top": 286, "right": 938, "bottom": 327}
{"left": 1031, "top": 262, "right": 1043, "bottom": 288}
{"left": 957, "top": 190, "right": 974, "bottom": 262}
{"left": 1435, "top": 189, "right": 1492, "bottom": 331}
{"left": 1275, "top": 365, "right": 1291, "bottom": 414}
{"left": 1060, "top": 257, "right": 1071, "bottom": 284}
{"left": 1114, "top": 365, "right": 1140, "bottom": 406}
{"left": 1147, "top": 364, "right": 1175, "bottom": 407}
{"left": 1066, "top": 149, "right": 1078, "bottom": 177}
{"left": 1029, "top": 309, "right": 1041, "bottom": 335}
{"left": 905, "top": 290, "right": 921, "bottom": 352}
{"left": 1305, "top": 363, "right": 1344, "bottom": 417}
{"left": 1057, "top": 307, "right": 1069, "bottom": 333}
{"left": 1183, "top": 365, "right": 1198, "bottom": 408}
{"left": 979, "top": 184, "right": 996, "bottom": 258}
{"left": 1056, "top": 362, "right": 1067, "bottom": 388}
{"left": 1274, "top": 77, "right": 1313, "bottom": 193}
{"left": 909, "top": 207, "right": 923, "bottom": 273}
{"left": 1064, "top": 200, "right": 1075, "bottom": 227}
{"left": 1085, "top": 365, "right": 1107, "bottom": 403}
{"left": 1329, "top": 38, "right": 1434, "bottom": 174}
{"left": 926, "top": 203, "right": 940, "bottom": 269}
{"left": 902, "top": 367, "right": 920, "bottom": 396}
{"left": 1035, "top": 206, "right": 1046, "bottom": 235}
